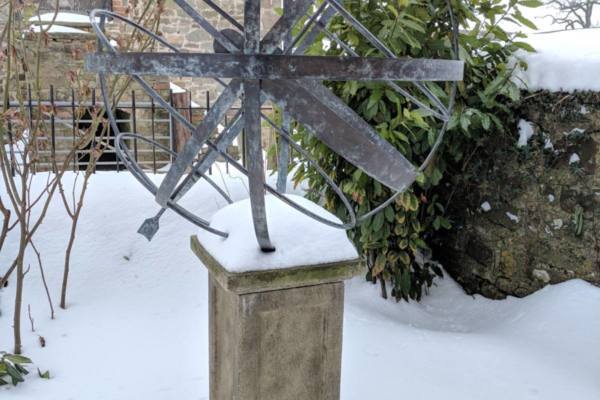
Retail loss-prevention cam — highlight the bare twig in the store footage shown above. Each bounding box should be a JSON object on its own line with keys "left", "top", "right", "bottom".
{"left": 0, "top": 258, "right": 17, "bottom": 288}
{"left": 27, "top": 304, "right": 35, "bottom": 332}
{"left": 0, "top": 196, "right": 10, "bottom": 252}
{"left": 30, "top": 239, "right": 54, "bottom": 319}
{"left": 543, "top": 0, "right": 600, "bottom": 29}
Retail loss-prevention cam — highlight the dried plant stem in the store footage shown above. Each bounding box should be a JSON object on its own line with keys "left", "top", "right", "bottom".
{"left": 59, "top": 173, "right": 90, "bottom": 310}
{"left": 31, "top": 239, "right": 54, "bottom": 319}
{"left": 0, "top": 258, "right": 17, "bottom": 288}
{"left": 28, "top": 304, "right": 35, "bottom": 332}
{"left": 0, "top": 196, "right": 10, "bottom": 252}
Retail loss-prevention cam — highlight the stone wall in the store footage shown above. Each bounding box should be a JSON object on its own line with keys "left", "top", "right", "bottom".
{"left": 38, "top": 0, "right": 110, "bottom": 11}
{"left": 5, "top": 0, "right": 281, "bottom": 100}
{"left": 437, "top": 91, "right": 599, "bottom": 299}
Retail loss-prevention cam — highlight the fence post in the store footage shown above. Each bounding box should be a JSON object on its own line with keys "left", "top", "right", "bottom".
{"left": 188, "top": 90, "right": 193, "bottom": 125}
{"left": 172, "top": 89, "right": 192, "bottom": 154}
{"left": 168, "top": 89, "right": 174, "bottom": 164}
{"left": 132, "top": 90, "right": 138, "bottom": 164}
{"left": 7, "top": 118, "right": 14, "bottom": 177}
{"left": 71, "top": 88, "right": 77, "bottom": 172}
{"left": 27, "top": 84, "right": 35, "bottom": 174}
{"left": 151, "top": 96, "right": 157, "bottom": 174}
{"left": 108, "top": 93, "right": 115, "bottom": 172}
{"left": 50, "top": 85, "right": 56, "bottom": 173}
{"left": 206, "top": 91, "right": 212, "bottom": 175}
{"left": 91, "top": 88, "right": 97, "bottom": 174}
{"left": 224, "top": 114, "right": 229, "bottom": 174}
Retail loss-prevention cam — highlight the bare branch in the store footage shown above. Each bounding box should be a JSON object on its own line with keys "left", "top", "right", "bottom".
{"left": 28, "top": 304, "right": 35, "bottom": 332}
{"left": 30, "top": 239, "right": 55, "bottom": 319}
{"left": 544, "top": 0, "right": 599, "bottom": 28}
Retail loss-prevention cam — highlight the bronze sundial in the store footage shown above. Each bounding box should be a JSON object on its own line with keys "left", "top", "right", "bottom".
{"left": 86, "top": 0, "right": 463, "bottom": 251}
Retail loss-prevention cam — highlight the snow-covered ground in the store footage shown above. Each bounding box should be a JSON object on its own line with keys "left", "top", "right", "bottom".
{"left": 0, "top": 172, "right": 599, "bottom": 400}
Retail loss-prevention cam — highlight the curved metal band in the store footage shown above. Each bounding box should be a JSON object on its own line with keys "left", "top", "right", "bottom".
{"left": 98, "top": 73, "right": 230, "bottom": 238}
{"left": 116, "top": 132, "right": 234, "bottom": 205}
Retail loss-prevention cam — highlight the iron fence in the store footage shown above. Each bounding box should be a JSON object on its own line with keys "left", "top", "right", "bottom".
{"left": 4, "top": 84, "right": 275, "bottom": 176}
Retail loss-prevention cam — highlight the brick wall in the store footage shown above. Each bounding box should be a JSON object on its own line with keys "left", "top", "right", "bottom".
{"left": 39, "top": 0, "right": 111, "bottom": 11}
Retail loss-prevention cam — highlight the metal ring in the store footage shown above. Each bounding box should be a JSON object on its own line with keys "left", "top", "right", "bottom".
{"left": 99, "top": 73, "right": 230, "bottom": 238}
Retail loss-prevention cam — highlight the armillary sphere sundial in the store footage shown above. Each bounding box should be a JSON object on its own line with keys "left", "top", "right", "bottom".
{"left": 86, "top": 0, "right": 464, "bottom": 252}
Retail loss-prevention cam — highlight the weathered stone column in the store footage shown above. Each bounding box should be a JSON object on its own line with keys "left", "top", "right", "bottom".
{"left": 191, "top": 236, "right": 362, "bottom": 400}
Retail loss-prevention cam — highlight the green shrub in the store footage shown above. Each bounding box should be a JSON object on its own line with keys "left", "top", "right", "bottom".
{"left": 292, "top": 0, "right": 540, "bottom": 301}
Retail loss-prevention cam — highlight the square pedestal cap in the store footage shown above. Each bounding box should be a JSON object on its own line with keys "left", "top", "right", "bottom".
{"left": 192, "top": 194, "right": 363, "bottom": 294}
{"left": 191, "top": 235, "right": 363, "bottom": 294}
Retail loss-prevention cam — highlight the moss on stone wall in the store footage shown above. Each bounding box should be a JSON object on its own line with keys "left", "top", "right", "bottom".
{"left": 436, "top": 90, "right": 599, "bottom": 299}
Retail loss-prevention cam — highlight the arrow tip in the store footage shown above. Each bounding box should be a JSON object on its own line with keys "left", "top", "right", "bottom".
{"left": 137, "top": 217, "right": 160, "bottom": 241}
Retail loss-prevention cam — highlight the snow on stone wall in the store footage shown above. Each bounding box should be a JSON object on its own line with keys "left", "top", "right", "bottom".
{"left": 515, "top": 29, "right": 600, "bottom": 92}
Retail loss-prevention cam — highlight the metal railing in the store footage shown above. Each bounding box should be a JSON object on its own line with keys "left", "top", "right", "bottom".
{"left": 5, "top": 84, "right": 274, "bottom": 175}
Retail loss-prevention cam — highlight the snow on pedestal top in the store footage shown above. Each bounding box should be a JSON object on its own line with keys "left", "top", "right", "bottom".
{"left": 195, "top": 194, "right": 359, "bottom": 273}
{"left": 515, "top": 29, "right": 600, "bottom": 92}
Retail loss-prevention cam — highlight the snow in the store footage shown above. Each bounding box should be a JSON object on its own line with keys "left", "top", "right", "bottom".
{"left": 543, "top": 135, "right": 554, "bottom": 150}
{"left": 29, "top": 12, "right": 99, "bottom": 26}
{"left": 29, "top": 25, "right": 91, "bottom": 35}
{"left": 570, "top": 153, "right": 581, "bottom": 165}
{"left": 169, "top": 82, "right": 187, "bottom": 94}
{"left": 1, "top": 172, "right": 599, "bottom": 400}
{"left": 196, "top": 194, "right": 357, "bottom": 272}
{"left": 515, "top": 30, "right": 600, "bottom": 92}
{"left": 566, "top": 127, "right": 586, "bottom": 136}
{"left": 517, "top": 119, "right": 534, "bottom": 147}
{"left": 553, "top": 218, "right": 564, "bottom": 230}
{"left": 169, "top": 82, "right": 201, "bottom": 108}
{"left": 532, "top": 269, "right": 551, "bottom": 283}
{"left": 506, "top": 211, "right": 520, "bottom": 223}
{"left": 480, "top": 201, "right": 491, "bottom": 212}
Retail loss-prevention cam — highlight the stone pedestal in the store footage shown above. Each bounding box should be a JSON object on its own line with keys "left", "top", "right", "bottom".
{"left": 191, "top": 236, "right": 363, "bottom": 400}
